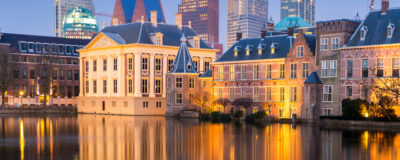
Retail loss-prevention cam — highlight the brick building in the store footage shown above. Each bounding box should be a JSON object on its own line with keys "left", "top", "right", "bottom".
{"left": 316, "top": 19, "right": 360, "bottom": 116}
{"left": 211, "top": 29, "right": 317, "bottom": 118}
{"left": 0, "top": 33, "right": 89, "bottom": 107}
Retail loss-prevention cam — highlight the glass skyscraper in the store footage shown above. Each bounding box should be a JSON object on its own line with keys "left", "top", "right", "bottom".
{"left": 281, "top": 0, "right": 315, "bottom": 25}
{"left": 54, "top": 0, "right": 95, "bottom": 37}
{"left": 227, "top": 0, "right": 268, "bottom": 48}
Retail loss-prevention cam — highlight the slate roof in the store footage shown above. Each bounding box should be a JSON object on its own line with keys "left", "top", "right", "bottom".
{"left": 305, "top": 35, "right": 316, "bottom": 52}
{"left": 199, "top": 70, "right": 212, "bottom": 78}
{"left": 346, "top": 8, "right": 400, "bottom": 47}
{"left": 215, "top": 35, "right": 294, "bottom": 62}
{"left": 0, "top": 33, "right": 90, "bottom": 57}
{"left": 169, "top": 35, "right": 198, "bottom": 74}
{"left": 275, "top": 17, "right": 312, "bottom": 31}
{"left": 119, "top": 0, "right": 165, "bottom": 23}
{"left": 101, "top": 22, "right": 213, "bottom": 49}
{"left": 304, "top": 71, "right": 323, "bottom": 84}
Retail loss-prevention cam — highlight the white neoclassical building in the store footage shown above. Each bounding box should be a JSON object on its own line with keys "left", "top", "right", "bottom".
{"left": 78, "top": 13, "right": 218, "bottom": 115}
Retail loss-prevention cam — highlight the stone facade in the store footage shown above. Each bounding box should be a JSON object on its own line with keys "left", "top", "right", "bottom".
{"left": 316, "top": 19, "right": 360, "bottom": 116}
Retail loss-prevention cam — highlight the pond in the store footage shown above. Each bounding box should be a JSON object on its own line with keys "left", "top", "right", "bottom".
{"left": 0, "top": 115, "right": 399, "bottom": 160}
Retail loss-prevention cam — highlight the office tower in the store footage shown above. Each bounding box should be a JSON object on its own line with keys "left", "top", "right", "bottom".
{"left": 227, "top": 0, "right": 269, "bottom": 48}
{"left": 111, "top": 0, "right": 166, "bottom": 25}
{"left": 281, "top": 0, "right": 315, "bottom": 25}
{"left": 54, "top": 0, "right": 95, "bottom": 37}
{"left": 178, "top": 0, "right": 219, "bottom": 43}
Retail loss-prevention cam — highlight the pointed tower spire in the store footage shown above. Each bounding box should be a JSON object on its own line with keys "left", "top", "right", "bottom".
{"left": 132, "top": 0, "right": 148, "bottom": 23}
{"left": 170, "top": 34, "right": 197, "bottom": 74}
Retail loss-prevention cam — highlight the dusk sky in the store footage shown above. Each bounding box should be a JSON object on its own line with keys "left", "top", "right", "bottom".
{"left": 1, "top": 0, "right": 399, "bottom": 49}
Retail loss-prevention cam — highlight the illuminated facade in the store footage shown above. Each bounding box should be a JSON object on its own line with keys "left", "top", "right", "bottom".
{"left": 111, "top": 0, "right": 166, "bottom": 25}
{"left": 78, "top": 14, "right": 218, "bottom": 115}
{"left": 62, "top": 6, "right": 99, "bottom": 39}
{"left": 280, "top": 0, "right": 315, "bottom": 25}
{"left": 212, "top": 30, "right": 317, "bottom": 119}
{"left": 178, "top": 0, "right": 219, "bottom": 43}
{"left": 0, "top": 33, "right": 89, "bottom": 107}
{"left": 54, "top": 0, "right": 95, "bottom": 37}
{"left": 227, "top": 0, "right": 269, "bottom": 48}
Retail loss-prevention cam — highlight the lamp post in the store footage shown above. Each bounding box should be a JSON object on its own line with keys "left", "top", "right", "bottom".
{"left": 19, "top": 91, "right": 24, "bottom": 108}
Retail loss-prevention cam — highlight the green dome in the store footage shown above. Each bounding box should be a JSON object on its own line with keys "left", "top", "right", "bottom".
{"left": 274, "top": 16, "right": 311, "bottom": 31}
{"left": 62, "top": 6, "right": 98, "bottom": 39}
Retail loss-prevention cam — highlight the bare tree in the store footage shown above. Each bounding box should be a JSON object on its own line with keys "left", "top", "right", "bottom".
{"left": 232, "top": 98, "right": 254, "bottom": 110}
{"left": 192, "top": 90, "right": 214, "bottom": 112}
{"left": 0, "top": 45, "right": 14, "bottom": 108}
{"left": 37, "top": 53, "right": 56, "bottom": 107}
{"left": 213, "top": 98, "right": 230, "bottom": 113}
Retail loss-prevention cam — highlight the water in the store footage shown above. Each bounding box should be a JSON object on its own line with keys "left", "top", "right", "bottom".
{"left": 0, "top": 115, "right": 399, "bottom": 160}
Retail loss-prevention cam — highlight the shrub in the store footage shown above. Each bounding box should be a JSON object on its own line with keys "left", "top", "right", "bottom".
{"left": 210, "top": 111, "right": 221, "bottom": 122}
{"left": 245, "top": 111, "right": 266, "bottom": 123}
{"left": 342, "top": 98, "right": 368, "bottom": 118}
{"left": 233, "top": 110, "right": 244, "bottom": 119}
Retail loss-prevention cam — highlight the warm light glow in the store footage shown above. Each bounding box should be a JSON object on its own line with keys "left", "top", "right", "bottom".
{"left": 19, "top": 120, "right": 25, "bottom": 160}
{"left": 365, "top": 112, "right": 369, "bottom": 118}
{"left": 19, "top": 91, "right": 24, "bottom": 96}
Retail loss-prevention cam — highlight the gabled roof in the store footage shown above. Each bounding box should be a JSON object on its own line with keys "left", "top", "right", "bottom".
{"left": 346, "top": 8, "right": 400, "bottom": 47}
{"left": 275, "top": 17, "right": 312, "bottom": 31}
{"left": 215, "top": 35, "right": 294, "bottom": 62}
{"left": 169, "top": 35, "right": 197, "bottom": 74}
{"left": 304, "top": 71, "right": 323, "bottom": 84}
{"left": 101, "top": 22, "right": 213, "bottom": 49}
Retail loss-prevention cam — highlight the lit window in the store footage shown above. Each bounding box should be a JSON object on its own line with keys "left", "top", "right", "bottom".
{"left": 266, "top": 87, "right": 271, "bottom": 102}
{"left": 296, "top": 45, "right": 304, "bottom": 58}
{"left": 155, "top": 79, "right": 161, "bottom": 94}
{"left": 128, "top": 58, "right": 133, "bottom": 70}
{"left": 280, "top": 64, "right": 285, "bottom": 79}
{"left": 290, "top": 63, "right": 297, "bottom": 79}
{"left": 218, "top": 66, "right": 223, "bottom": 80}
{"left": 279, "top": 87, "right": 285, "bottom": 102}
{"left": 302, "top": 63, "right": 309, "bottom": 79}
{"left": 229, "top": 66, "right": 234, "bottom": 80}
{"left": 290, "top": 87, "right": 297, "bottom": 102}
{"left": 189, "top": 77, "right": 195, "bottom": 89}
{"left": 266, "top": 64, "right": 272, "bottom": 79}
{"left": 387, "top": 23, "right": 395, "bottom": 39}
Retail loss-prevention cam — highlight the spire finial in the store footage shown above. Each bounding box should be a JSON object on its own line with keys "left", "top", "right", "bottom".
{"left": 180, "top": 33, "right": 187, "bottom": 42}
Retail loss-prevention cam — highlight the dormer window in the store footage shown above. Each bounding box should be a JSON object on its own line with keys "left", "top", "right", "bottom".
{"left": 245, "top": 45, "right": 253, "bottom": 56}
{"left": 28, "top": 42, "right": 34, "bottom": 53}
{"left": 151, "top": 32, "right": 164, "bottom": 46}
{"left": 35, "top": 43, "right": 42, "bottom": 53}
{"left": 387, "top": 23, "right": 395, "bottom": 39}
{"left": 188, "top": 64, "right": 192, "bottom": 70}
{"left": 234, "top": 46, "right": 238, "bottom": 57}
{"left": 193, "top": 37, "right": 200, "bottom": 48}
{"left": 360, "top": 26, "right": 368, "bottom": 41}
{"left": 19, "top": 42, "right": 27, "bottom": 52}
{"left": 271, "top": 43, "right": 276, "bottom": 54}
{"left": 258, "top": 47, "right": 262, "bottom": 55}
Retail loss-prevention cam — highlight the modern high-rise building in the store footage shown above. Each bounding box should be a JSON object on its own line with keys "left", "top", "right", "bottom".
{"left": 281, "top": 0, "right": 315, "bottom": 25}
{"left": 63, "top": 6, "right": 99, "bottom": 39}
{"left": 54, "top": 0, "right": 95, "bottom": 37}
{"left": 227, "top": 0, "right": 269, "bottom": 48}
{"left": 178, "top": 0, "right": 219, "bottom": 43}
{"left": 111, "top": 0, "right": 166, "bottom": 25}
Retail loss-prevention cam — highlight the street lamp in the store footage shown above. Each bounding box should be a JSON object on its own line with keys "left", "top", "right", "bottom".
{"left": 19, "top": 91, "right": 24, "bottom": 108}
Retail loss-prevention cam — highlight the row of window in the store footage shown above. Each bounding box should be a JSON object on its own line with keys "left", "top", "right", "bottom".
{"left": 216, "top": 63, "right": 310, "bottom": 80}
{"left": 167, "top": 77, "right": 196, "bottom": 89}
{"left": 85, "top": 79, "right": 164, "bottom": 95}
{"left": 85, "top": 57, "right": 211, "bottom": 73}
{"left": 213, "top": 86, "right": 300, "bottom": 102}
{"left": 14, "top": 85, "right": 78, "bottom": 98}
{"left": 14, "top": 68, "right": 79, "bottom": 81}
{"left": 320, "top": 37, "right": 340, "bottom": 51}
{"left": 12, "top": 56, "right": 79, "bottom": 65}
{"left": 360, "top": 24, "right": 394, "bottom": 41}
{"left": 346, "top": 58, "right": 400, "bottom": 78}
{"left": 18, "top": 41, "right": 84, "bottom": 55}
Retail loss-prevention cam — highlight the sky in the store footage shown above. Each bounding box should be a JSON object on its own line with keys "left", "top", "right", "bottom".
{"left": 1, "top": 0, "right": 399, "bottom": 50}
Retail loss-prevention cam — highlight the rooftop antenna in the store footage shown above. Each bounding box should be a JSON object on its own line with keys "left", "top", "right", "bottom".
{"left": 355, "top": 12, "right": 362, "bottom": 21}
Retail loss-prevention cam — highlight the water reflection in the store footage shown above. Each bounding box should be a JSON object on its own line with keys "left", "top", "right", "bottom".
{"left": 0, "top": 115, "right": 399, "bottom": 160}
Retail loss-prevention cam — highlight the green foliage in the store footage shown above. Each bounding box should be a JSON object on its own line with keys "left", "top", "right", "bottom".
{"left": 342, "top": 98, "right": 368, "bottom": 118}
{"left": 210, "top": 111, "right": 221, "bottom": 122}
{"left": 245, "top": 111, "right": 267, "bottom": 123}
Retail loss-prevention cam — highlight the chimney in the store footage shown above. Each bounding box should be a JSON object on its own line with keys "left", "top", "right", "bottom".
{"left": 141, "top": 16, "right": 145, "bottom": 24}
{"left": 382, "top": 0, "right": 389, "bottom": 14}
{"left": 288, "top": 27, "right": 295, "bottom": 36}
{"left": 261, "top": 30, "right": 267, "bottom": 38}
{"left": 188, "top": 21, "right": 192, "bottom": 28}
{"left": 236, "top": 32, "right": 242, "bottom": 41}
{"left": 151, "top": 10, "right": 158, "bottom": 26}
{"left": 176, "top": 13, "right": 182, "bottom": 29}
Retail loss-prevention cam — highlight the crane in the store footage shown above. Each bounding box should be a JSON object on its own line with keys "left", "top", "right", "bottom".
{"left": 96, "top": 12, "right": 112, "bottom": 18}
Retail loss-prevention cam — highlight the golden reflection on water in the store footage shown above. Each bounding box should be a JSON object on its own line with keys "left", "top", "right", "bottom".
{"left": 0, "top": 115, "right": 400, "bottom": 160}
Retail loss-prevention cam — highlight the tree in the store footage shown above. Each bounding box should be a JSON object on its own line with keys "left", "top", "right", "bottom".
{"left": 370, "top": 96, "right": 396, "bottom": 120}
{"left": 37, "top": 53, "right": 56, "bottom": 107}
{"left": 342, "top": 98, "right": 368, "bottom": 118}
{"left": 232, "top": 98, "right": 254, "bottom": 111}
{"left": 192, "top": 90, "right": 214, "bottom": 112}
{"left": 0, "top": 45, "right": 14, "bottom": 108}
{"left": 213, "top": 98, "right": 230, "bottom": 113}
